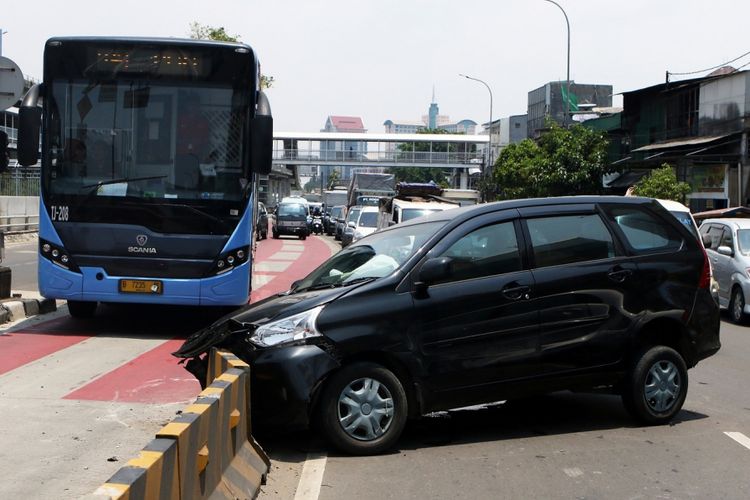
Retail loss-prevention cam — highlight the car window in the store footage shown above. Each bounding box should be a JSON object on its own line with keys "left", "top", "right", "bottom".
{"left": 705, "top": 224, "right": 725, "bottom": 250}
{"left": 277, "top": 203, "right": 307, "bottom": 217}
{"left": 527, "top": 214, "right": 614, "bottom": 268}
{"left": 738, "top": 229, "right": 750, "bottom": 255}
{"left": 358, "top": 211, "right": 378, "bottom": 228}
{"left": 608, "top": 207, "right": 681, "bottom": 252}
{"left": 438, "top": 221, "right": 522, "bottom": 282}
{"left": 347, "top": 208, "right": 361, "bottom": 223}
{"left": 720, "top": 227, "right": 734, "bottom": 249}
{"left": 668, "top": 210, "right": 699, "bottom": 239}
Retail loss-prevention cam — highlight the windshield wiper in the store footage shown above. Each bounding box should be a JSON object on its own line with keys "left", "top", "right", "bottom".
{"left": 341, "top": 276, "right": 380, "bottom": 286}
{"left": 295, "top": 276, "right": 379, "bottom": 294}
{"left": 81, "top": 175, "right": 168, "bottom": 196}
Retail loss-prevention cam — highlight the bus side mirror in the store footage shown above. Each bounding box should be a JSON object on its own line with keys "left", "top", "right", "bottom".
{"left": 18, "top": 84, "right": 43, "bottom": 167}
{"left": 250, "top": 91, "right": 273, "bottom": 175}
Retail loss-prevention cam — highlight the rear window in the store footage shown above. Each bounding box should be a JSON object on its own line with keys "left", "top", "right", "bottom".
{"left": 669, "top": 210, "right": 699, "bottom": 239}
{"left": 609, "top": 207, "right": 682, "bottom": 252}
{"left": 278, "top": 204, "right": 307, "bottom": 217}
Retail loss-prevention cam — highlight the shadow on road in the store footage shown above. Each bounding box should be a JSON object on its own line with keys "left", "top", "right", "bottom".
{"left": 256, "top": 391, "right": 709, "bottom": 460}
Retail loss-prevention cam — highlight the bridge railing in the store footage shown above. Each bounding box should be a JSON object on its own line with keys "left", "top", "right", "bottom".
{"left": 272, "top": 148, "right": 484, "bottom": 165}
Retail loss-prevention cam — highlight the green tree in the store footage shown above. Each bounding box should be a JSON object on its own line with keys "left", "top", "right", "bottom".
{"left": 327, "top": 169, "right": 341, "bottom": 190}
{"left": 390, "top": 128, "right": 466, "bottom": 186}
{"left": 485, "top": 121, "right": 611, "bottom": 200}
{"left": 188, "top": 22, "right": 275, "bottom": 89}
{"left": 631, "top": 164, "right": 691, "bottom": 202}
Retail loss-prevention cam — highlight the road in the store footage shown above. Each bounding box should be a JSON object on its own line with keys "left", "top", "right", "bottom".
{"left": 2, "top": 234, "right": 750, "bottom": 499}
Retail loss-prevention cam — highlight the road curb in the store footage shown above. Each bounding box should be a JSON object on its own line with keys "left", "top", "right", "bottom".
{"left": 0, "top": 297, "right": 57, "bottom": 323}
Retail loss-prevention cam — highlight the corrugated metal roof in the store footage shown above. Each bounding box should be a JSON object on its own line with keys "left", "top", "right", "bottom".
{"left": 630, "top": 134, "right": 734, "bottom": 152}
{"left": 330, "top": 116, "right": 365, "bottom": 131}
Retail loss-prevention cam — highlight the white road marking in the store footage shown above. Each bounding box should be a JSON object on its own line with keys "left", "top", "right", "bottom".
{"left": 724, "top": 431, "right": 750, "bottom": 450}
{"left": 563, "top": 467, "right": 584, "bottom": 478}
{"left": 293, "top": 452, "right": 328, "bottom": 500}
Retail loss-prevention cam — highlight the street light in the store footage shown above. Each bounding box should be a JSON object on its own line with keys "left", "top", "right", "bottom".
{"left": 459, "top": 73, "right": 493, "bottom": 186}
{"left": 542, "top": 0, "right": 571, "bottom": 126}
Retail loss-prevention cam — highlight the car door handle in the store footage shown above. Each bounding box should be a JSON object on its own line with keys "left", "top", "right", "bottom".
{"left": 501, "top": 285, "right": 531, "bottom": 300}
{"left": 607, "top": 268, "right": 633, "bottom": 283}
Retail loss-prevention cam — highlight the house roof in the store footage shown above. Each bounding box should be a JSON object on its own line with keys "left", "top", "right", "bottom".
{"left": 630, "top": 133, "right": 737, "bottom": 152}
{"left": 329, "top": 116, "right": 365, "bottom": 131}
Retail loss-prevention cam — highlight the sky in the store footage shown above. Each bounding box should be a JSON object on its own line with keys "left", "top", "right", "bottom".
{"left": 2, "top": 0, "right": 749, "bottom": 133}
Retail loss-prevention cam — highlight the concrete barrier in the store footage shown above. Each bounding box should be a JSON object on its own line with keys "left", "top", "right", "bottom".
{"left": 93, "top": 350, "right": 269, "bottom": 500}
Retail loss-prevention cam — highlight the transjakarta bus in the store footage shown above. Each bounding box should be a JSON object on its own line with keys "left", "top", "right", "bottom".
{"left": 17, "top": 37, "right": 272, "bottom": 317}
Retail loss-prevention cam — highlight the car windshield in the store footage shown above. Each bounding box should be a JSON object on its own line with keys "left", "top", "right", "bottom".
{"left": 737, "top": 229, "right": 750, "bottom": 254}
{"left": 347, "top": 208, "right": 362, "bottom": 222}
{"left": 402, "top": 208, "right": 442, "bottom": 221}
{"left": 293, "top": 221, "right": 445, "bottom": 292}
{"left": 358, "top": 211, "right": 378, "bottom": 227}
{"left": 278, "top": 204, "right": 307, "bottom": 217}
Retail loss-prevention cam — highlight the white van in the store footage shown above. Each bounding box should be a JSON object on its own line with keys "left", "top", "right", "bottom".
{"left": 377, "top": 197, "right": 459, "bottom": 230}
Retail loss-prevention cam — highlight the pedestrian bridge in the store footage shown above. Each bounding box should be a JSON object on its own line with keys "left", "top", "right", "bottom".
{"left": 273, "top": 131, "right": 489, "bottom": 169}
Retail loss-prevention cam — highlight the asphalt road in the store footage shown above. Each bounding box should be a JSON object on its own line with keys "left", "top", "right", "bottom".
{"left": 256, "top": 318, "right": 750, "bottom": 500}
{"left": 3, "top": 237, "right": 38, "bottom": 292}
{"left": 3, "top": 234, "right": 749, "bottom": 499}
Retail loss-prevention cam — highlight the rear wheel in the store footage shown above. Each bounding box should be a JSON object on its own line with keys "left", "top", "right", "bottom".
{"left": 622, "top": 346, "right": 688, "bottom": 425}
{"left": 272, "top": 229, "right": 279, "bottom": 239}
{"left": 730, "top": 287, "right": 746, "bottom": 324}
{"left": 67, "top": 300, "right": 97, "bottom": 319}
{"left": 300, "top": 233, "right": 307, "bottom": 240}
{"left": 315, "top": 362, "right": 408, "bottom": 455}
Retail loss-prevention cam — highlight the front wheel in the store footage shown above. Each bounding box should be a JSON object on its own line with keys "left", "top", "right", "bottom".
{"left": 730, "top": 287, "right": 746, "bottom": 324}
{"left": 272, "top": 229, "right": 279, "bottom": 239}
{"left": 300, "top": 233, "right": 307, "bottom": 240}
{"left": 67, "top": 300, "right": 97, "bottom": 319}
{"left": 622, "top": 346, "right": 688, "bottom": 425}
{"left": 315, "top": 362, "right": 408, "bottom": 455}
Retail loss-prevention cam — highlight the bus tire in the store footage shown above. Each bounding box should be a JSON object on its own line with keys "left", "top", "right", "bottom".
{"left": 68, "top": 300, "right": 97, "bottom": 319}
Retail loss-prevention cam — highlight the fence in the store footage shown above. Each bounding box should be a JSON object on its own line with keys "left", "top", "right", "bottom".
{"left": 1, "top": 167, "right": 41, "bottom": 197}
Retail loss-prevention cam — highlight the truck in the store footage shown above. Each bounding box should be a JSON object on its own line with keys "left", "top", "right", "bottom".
{"left": 377, "top": 181, "right": 460, "bottom": 230}
{"left": 347, "top": 173, "right": 396, "bottom": 208}
{"left": 322, "top": 189, "right": 349, "bottom": 211}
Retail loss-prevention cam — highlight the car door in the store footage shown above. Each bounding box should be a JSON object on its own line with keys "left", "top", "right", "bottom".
{"left": 703, "top": 223, "right": 731, "bottom": 306}
{"left": 519, "top": 204, "right": 642, "bottom": 375}
{"left": 408, "top": 209, "right": 540, "bottom": 402}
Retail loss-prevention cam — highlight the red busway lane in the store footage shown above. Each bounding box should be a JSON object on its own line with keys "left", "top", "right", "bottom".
{"left": 0, "top": 329, "right": 91, "bottom": 376}
{"left": 64, "top": 338, "right": 200, "bottom": 403}
{"left": 67, "top": 235, "right": 334, "bottom": 404}
{"left": 250, "top": 235, "right": 332, "bottom": 302}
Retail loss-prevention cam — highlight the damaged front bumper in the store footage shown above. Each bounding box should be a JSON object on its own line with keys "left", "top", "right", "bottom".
{"left": 185, "top": 343, "right": 340, "bottom": 430}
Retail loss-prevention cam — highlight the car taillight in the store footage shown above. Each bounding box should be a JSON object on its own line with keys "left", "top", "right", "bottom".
{"left": 699, "top": 244, "right": 711, "bottom": 289}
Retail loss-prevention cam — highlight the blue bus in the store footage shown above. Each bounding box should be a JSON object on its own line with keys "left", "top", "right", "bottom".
{"left": 17, "top": 37, "right": 273, "bottom": 317}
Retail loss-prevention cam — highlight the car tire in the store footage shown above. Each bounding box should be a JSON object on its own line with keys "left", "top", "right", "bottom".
{"left": 67, "top": 300, "right": 97, "bottom": 319}
{"left": 315, "top": 362, "right": 408, "bottom": 455}
{"left": 622, "top": 346, "right": 688, "bottom": 425}
{"left": 261, "top": 230, "right": 267, "bottom": 240}
{"left": 272, "top": 230, "right": 279, "bottom": 239}
{"left": 300, "top": 234, "right": 307, "bottom": 240}
{"left": 730, "top": 287, "right": 746, "bottom": 324}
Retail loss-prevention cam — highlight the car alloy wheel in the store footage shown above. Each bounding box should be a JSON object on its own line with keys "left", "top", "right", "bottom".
{"left": 337, "top": 377, "right": 394, "bottom": 441}
{"left": 316, "top": 362, "right": 407, "bottom": 455}
{"left": 622, "top": 345, "right": 688, "bottom": 425}
{"left": 730, "top": 288, "right": 745, "bottom": 324}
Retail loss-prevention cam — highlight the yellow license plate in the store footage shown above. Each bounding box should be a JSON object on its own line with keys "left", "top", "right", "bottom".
{"left": 119, "top": 279, "right": 163, "bottom": 294}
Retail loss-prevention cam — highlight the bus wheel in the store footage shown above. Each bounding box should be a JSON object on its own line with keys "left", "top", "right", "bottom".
{"left": 68, "top": 300, "right": 97, "bottom": 319}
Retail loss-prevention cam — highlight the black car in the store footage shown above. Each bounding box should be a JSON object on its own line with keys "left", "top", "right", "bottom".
{"left": 176, "top": 196, "right": 720, "bottom": 455}
{"left": 272, "top": 202, "right": 309, "bottom": 240}
{"left": 255, "top": 201, "right": 268, "bottom": 240}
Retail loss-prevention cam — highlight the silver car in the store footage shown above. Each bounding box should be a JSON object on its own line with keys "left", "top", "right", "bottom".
{"left": 699, "top": 217, "right": 750, "bottom": 323}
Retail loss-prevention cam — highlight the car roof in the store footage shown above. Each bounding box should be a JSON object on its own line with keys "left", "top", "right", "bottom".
{"left": 700, "top": 218, "right": 750, "bottom": 229}
{"left": 656, "top": 199, "right": 690, "bottom": 212}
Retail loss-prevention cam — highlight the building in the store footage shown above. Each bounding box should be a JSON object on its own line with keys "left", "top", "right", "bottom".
{"left": 605, "top": 69, "right": 750, "bottom": 211}
{"left": 527, "top": 81, "right": 613, "bottom": 138}
{"left": 319, "top": 115, "right": 370, "bottom": 184}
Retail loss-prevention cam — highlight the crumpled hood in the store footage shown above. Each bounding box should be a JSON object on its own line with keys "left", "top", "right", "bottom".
{"left": 174, "top": 285, "right": 357, "bottom": 358}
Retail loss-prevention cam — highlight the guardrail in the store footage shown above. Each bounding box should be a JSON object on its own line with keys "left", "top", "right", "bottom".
{"left": 0, "top": 214, "right": 39, "bottom": 232}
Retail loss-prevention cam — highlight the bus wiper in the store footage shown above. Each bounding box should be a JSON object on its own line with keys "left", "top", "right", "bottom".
{"left": 171, "top": 204, "right": 229, "bottom": 231}
{"left": 81, "top": 175, "right": 168, "bottom": 195}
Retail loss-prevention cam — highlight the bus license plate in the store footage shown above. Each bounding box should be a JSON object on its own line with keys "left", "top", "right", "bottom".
{"left": 119, "top": 279, "right": 163, "bottom": 294}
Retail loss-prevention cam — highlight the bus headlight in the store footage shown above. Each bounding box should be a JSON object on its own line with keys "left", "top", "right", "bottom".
{"left": 210, "top": 245, "right": 250, "bottom": 276}
{"left": 249, "top": 306, "right": 324, "bottom": 348}
{"left": 39, "top": 239, "right": 80, "bottom": 272}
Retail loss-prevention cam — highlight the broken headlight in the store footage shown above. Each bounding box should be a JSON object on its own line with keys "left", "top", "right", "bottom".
{"left": 249, "top": 306, "right": 324, "bottom": 348}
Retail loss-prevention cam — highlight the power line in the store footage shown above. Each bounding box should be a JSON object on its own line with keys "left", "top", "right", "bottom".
{"left": 667, "top": 50, "right": 750, "bottom": 78}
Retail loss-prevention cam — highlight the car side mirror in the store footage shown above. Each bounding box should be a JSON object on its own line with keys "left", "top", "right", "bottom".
{"left": 417, "top": 257, "right": 454, "bottom": 285}
{"left": 249, "top": 91, "right": 273, "bottom": 175}
{"left": 701, "top": 233, "right": 712, "bottom": 248}
{"left": 348, "top": 221, "right": 356, "bottom": 228}
{"left": 717, "top": 245, "right": 734, "bottom": 256}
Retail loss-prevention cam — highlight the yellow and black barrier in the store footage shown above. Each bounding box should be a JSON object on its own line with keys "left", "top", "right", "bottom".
{"left": 93, "top": 349, "right": 270, "bottom": 500}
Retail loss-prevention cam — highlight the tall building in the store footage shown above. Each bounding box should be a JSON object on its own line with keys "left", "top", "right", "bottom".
{"left": 527, "top": 81, "right": 613, "bottom": 138}
{"left": 320, "top": 116, "right": 369, "bottom": 183}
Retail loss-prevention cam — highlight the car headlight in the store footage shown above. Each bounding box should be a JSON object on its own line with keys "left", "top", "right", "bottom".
{"left": 249, "top": 306, "right": 324, "bottom": 347}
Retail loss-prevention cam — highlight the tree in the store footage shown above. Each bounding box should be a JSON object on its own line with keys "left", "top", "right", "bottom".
{"left": 327, "top": 169, "right": 341, "bottom": 190}
{"left": 188, "top": 22, "right": 274, "bottom": 89}
{"left": 631, "top": 164, "right": 691, "bottom": 202}
{"left": 390, "top": 128, "right": 463, "bottom": 187}
{"left": 485, "top": 121, "right": 611, "bottom": 200}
